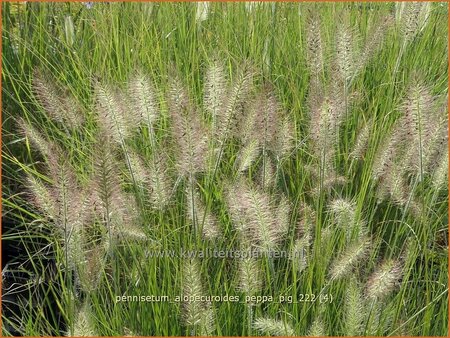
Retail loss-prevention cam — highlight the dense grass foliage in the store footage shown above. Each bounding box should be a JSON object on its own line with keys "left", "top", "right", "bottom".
{"left": 2, "top": 2, "right": 448, "bottom": 336}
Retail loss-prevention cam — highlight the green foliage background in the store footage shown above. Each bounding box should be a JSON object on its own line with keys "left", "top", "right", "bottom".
{"left": 2, "top": 1, "right": 448, "bottom": 336}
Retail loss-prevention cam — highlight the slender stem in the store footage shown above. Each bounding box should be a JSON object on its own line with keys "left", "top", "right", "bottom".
{"left": 189, "top": 175, "right": 197, "bottom": 239}
{"left": 393, "top": 41, "right": 406, "bottom": 78}
{"left": 247, "top": 304, "right": 253, "bottom": 335}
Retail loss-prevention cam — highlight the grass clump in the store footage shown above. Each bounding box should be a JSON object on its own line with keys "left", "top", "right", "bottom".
{"left": 1, "top": 1, "right": 448, "bottom": 336}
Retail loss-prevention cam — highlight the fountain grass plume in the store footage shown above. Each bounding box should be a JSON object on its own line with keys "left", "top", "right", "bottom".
{"left": 68, "top": 301, "right": 97, "bottom": 336}
{"left": 253, "top": 317, "right": 295, "bottom": 336}
{"left": 182, "top": 259, "right": 216, "bottom": 335}
{"left": 94, "top": 82, "right": 135, "bottom": 145}
{"left": 204, "top": 56, "right": 227, "bottom": 131}
{"left": 18, "top": 118, "right": 55, "bottom": 159}
{"left": 32, "top": 69, "right": 84, "bottom": 128}
{"left": 226, "top": 179, "right": 285, "bottom": 252}
{"left": 350, "top": 118, "right": 372, "bottom": 160}
{"left": 305, "top": 9, "right": 324, "bottom": 81}
{"left": 307, "top": 317, "right": 326, "bottom": 336}
{"left": 366, "top": 259, "right": 404, "bottom": 301}
{"left": 168, "top": 74, "right": 209, "bottom": 178}
{"left": 146, "top": 152, "right": 173, "bottom": 210}
{"left": 329, "top": 237, "right": 371, "bottom": 281}
{"left": 237, "top": 256, "right": 263, "bottom": 296}
{"left": 344, "top": 276, "right": 366, "bottom": 336}
{"left": 217, "top": 62, "right": 253, "bottom": 141}
{"left": 127, "top": 70, "right": 160, "bottom": 132}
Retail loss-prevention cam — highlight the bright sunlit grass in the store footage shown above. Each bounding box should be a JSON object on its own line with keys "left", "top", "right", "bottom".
{"left": 1, "top": 1, "right": 448, "bottom": 336}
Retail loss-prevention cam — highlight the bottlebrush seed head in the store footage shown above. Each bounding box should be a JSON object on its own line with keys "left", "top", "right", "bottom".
{"left": 366, "top": 259, "right": 403, "bottom": 301}
{"left": 235, "top": 139, "right": 260, "bottom": 172}
{"left": 94, "top": 82, "right": 133, "bottom": 145}
{"left": 26, "top": 174, "right": 57, "bottom": 220}
{"left": 69, "top": 301, "right": 97, "bottom": 336}
{"left": 147, "top": 153, "right": 172, "bottom": 211}
{"left": 259, "top": 156, "right": 276, "bottom": 189}
{"left": 204, "top": 57, "right": 227, "bottom": 130}
{"left": 329, "top": 238, "right": 371, "bottom": 280}
{"left": 253, "top": 317, "right": 295, "bottom": 336}
{"left": 290, "top": 236, "right": 310, "bottom": 273}
{"left": 127, "top": 70, "right": 160, "bottom": 129}
{"left": 168, "top": 75, "right": 209, "bottom": 177}
{"left": 306, "top": 10, "right": 324, "bottom": 78}
{"left": 77, "top": 246, "right": 105, "bottom": 293}
{"left": 18, "top": 118, "right": 55, "bottom": 159}
{"left": 181, "top": 258, "right": 215, "bottom": 335}
{"left": 350, "top": 119, "right": 372, "bottom": 160}
{"left": 237, "top": 257, "right": 263, "bottom": 296}
{"left": 432, "top": 148, "right": 449, "bottom": 191}
{"left": 344, "top": 276, "right": 365, "bottom": 336}
{"left": 400, "top": 2, "right": 431, "bottom": 44}
{"left": 32, "top": 70, "right": 84, "bottom": 128}
{"left": 195, "top": 2, "right": 210, "bottom": 23}
{"left": 308, "top": 317, "right": 326, "bottom": 337}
